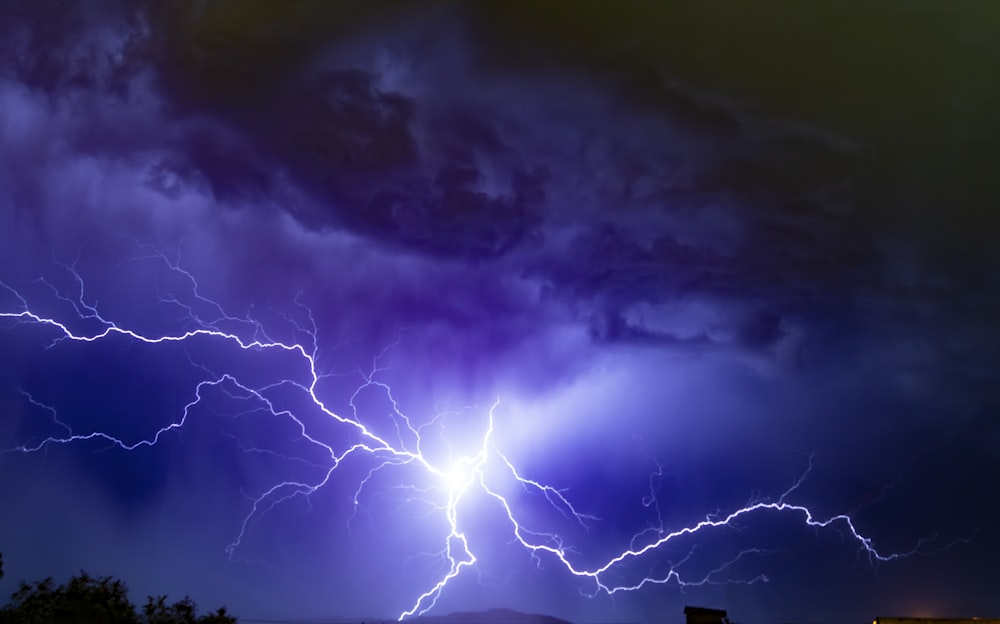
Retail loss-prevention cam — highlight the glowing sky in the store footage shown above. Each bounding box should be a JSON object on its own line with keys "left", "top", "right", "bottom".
{"left": 1, "top": 2, "right": 999, "bottom": 623}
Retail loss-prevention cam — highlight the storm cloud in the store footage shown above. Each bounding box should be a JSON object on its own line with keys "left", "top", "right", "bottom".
{"left": 1, "top": 2, "right": 998, "bottom": 623}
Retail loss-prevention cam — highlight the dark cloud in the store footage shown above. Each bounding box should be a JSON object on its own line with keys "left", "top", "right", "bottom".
{"left": 0, "top": 2, "right": 998, "bottom": 623}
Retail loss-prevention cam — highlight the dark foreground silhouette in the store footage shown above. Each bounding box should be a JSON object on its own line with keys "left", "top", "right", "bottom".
{"left": 0, "top": 552, "right": 236, "bottom": 624}
{"left": 406, "top": 607, "right": 572, "bottom": 624}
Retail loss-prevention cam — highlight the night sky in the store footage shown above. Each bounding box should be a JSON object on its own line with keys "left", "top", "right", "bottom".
{"left": 1, "top": 2, "right": 999, "bottom": 623}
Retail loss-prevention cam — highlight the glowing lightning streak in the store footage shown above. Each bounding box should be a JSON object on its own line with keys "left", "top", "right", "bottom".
{"left": 1, "top": 268, "right": 493, "bottom": 618}
{"left": 0, "top": 258, "right": 940, "bottom": 620}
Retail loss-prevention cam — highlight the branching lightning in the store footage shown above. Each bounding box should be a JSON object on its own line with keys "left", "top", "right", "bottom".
{"left": 1, "top": 253, "right": 932, "bottom": 620}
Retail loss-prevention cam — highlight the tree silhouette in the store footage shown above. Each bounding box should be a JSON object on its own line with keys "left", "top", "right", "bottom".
{"left": 0, "top": 563, "right": 236, "bottom": 624}
{"left": 0, "top": 573, "right": 137, "bottom": 624}
{"left": 141, "top": 595, "right": 235, "bottom": 624}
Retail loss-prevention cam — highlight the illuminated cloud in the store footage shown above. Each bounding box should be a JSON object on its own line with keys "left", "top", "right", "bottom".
{"left": 0, "top": 2, "right": 998, "bottom": 623}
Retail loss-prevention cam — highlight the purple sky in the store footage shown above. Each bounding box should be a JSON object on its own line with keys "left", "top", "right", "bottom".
{"left": 1, "top": 2, "right": 999, "bottom": 623}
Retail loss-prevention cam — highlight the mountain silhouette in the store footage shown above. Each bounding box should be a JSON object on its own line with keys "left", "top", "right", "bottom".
{"left": 407, "top": 608, "right": 574, "bottom": 624}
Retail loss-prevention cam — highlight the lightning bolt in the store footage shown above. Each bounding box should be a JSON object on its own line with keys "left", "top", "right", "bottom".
{"left": 0, "top": 251, "right": 941, "bottom": 620}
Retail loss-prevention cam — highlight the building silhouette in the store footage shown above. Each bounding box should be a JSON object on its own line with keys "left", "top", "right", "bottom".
{"left": 684, "top": 606, "right": 731, "bottom": 624}
{"left": 874, "top": 618, "right": 1000, "bottom": 624}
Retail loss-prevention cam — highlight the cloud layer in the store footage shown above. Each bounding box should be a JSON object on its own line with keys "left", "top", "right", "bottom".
{"left": 1, "top": 2, "right": 998, "bottom": 623}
